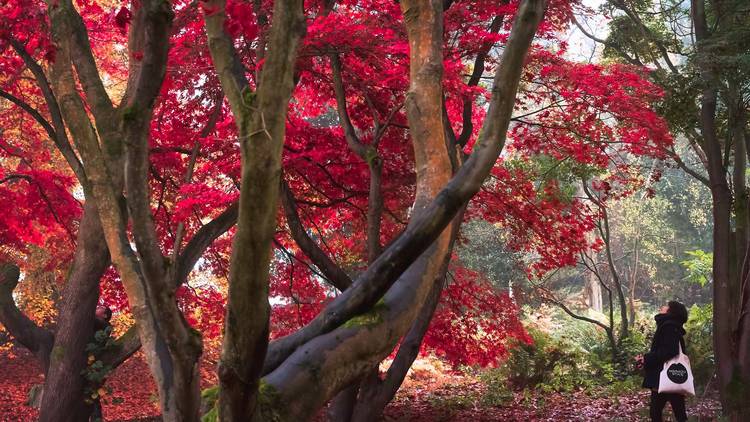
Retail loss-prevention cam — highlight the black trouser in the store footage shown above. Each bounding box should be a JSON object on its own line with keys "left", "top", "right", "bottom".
{"left": 650, "top": 390, "right": 687, "bottom": 422}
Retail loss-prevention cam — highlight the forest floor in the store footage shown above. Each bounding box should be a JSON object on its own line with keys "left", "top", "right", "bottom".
{"left": 0, "top": 347, "right": 722, "bottom": 421}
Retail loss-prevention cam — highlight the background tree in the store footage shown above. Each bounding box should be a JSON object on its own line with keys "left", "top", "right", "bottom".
{"left": 575, "top": 0, "right": 750, "bottom": 417}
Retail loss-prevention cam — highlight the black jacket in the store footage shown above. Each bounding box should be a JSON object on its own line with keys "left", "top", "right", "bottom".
{"left": 642, "top": 313, "right": 686, "bottom": 389}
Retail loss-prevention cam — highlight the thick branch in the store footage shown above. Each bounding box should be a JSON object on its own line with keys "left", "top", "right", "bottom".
{"left": 176, "top": 201, "right": 239, "bottom": 284}
{"left": 351, "top": 202, "right": 465, "bottom": 422}
{"left": 281, "top": 180, "right": 352, "bottom": 291}
{"left": 99, "top": 326, "right": 142, "bottom": 369}
{"left": 123, "top": 0, "right": 174, "bottom": 285}
{"left": 57, "top": 0, "right": 118, "bottom": 138}
{"left": 0, "top": 263, "right": 54, "bottom": 369}
{"left": 204, "top": 0, "right": 307, "bottom": 419}
{"left": 203, "top": 0, "right": 252, "bottom": 116}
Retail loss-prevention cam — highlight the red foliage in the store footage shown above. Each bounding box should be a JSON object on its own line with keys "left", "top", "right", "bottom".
{"left": 0, "top": 0, "right": 674, "bottom": 396}
{"left": 423, "top": 266, "right": 531, "bottom": 368}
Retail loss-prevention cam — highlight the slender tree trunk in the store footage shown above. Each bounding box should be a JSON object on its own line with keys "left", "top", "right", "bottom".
{"left": 628, "top": 238, "right": 639, "bottom": 325}
{"left": 586, "top": 272, "right": 603, "bottom": 313}
{"left": 204, "top": 1, "right": 307, "bottom": 419}
{"left": 730, "top": 82, "right": 750, "bottom": 392}
{"left": 585, "top": 228, "right": 602, "bottom": 313}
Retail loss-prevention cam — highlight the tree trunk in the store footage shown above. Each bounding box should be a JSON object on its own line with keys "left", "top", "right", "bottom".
{"left": 628, "top": 239, "right": 639, "bottom": 325}
{"left": 203, "top": 0, "right": 307, "bottom": 419}
{"left": 585, "top": 256, "right": 603, "bottom": 313}
{"left": 581, "top": 190, "right": 602, "bottom": 313}
{"left": 691, "top": 1, "right": 750, "bottom": 417}
{"left": 39, "top": 201, "right": 111, "bottom": 422}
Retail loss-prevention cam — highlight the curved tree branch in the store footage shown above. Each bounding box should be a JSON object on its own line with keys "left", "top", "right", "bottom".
{"left": 0, "top": 263, "right": 54, "bottom": 371}
{"left": 281, "top": 180, "right": 352, "bottom": 291}
{"left": 610, "top": 0, "right": 680, "bottom": 73}
{"left": 457, "top": 13, "right": 506, "bottom": 147}
{"left": 0, "top": 89, "right": 57, "bottom": 141}
{"left": 8, "top": 38, "right": 87, "bottom": 186}
{"left": 176, "top": 201, "right": 239, "bottom": 285}
{"left": 571, "top": 15, "right": 644, "bottom": 67}
{"left": 99, "top": 325, "right": 142, "bottom": 369}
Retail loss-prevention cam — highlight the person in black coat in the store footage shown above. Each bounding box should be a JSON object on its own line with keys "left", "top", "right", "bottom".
{"left": 639, "top": 301, "right": 689, "bottom": 422}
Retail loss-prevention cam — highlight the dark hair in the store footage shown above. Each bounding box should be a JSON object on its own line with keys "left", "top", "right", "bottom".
{"left": 667, "top": 301, "right": 688, "bottom": 324}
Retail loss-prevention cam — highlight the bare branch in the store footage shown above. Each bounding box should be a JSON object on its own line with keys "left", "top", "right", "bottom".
{"left": 457, "top": 13, "right": 505, "bottom": 146}
{"left": 571, "top": 15, "right": 644, "bottom": 67}
{"left": 281, "top": 180, "right": 352, "bottom": 291}
{"left": 8, "top": 38, "right": 86, "bottom": 185}
{"left": 176, "top": 201, "right": 239, "bottom": 284}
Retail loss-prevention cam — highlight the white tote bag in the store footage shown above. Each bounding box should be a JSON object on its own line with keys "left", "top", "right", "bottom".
{"left": 658, "top": 343, "right": 695, "bottom": 396}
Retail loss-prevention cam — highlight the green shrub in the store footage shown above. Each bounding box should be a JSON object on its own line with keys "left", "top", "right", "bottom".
{"left": 502, "top": 328, "right": 568, "bottom": 390}
{"left": 494, "top": 328, "right": 601, "bottom": 393}
{"left": 479, "top": 368, "right": 515, "bottom": 406}
{"left": 685, "top": 303, "right": 714, "bottom": 393}
{"left": 483, "top": 321, "right": 649, "bottom": 398}
{"left": 200, "top": 386, "right": 219, "bottom": 422}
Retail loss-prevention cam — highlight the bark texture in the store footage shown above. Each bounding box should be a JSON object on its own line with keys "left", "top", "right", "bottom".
{"left": 39, "top": 201, "right": 110, "bottom": 422}
{"left": 203, "top": 1, "right": 307, "bottom": 419}
{"left": 0, "top": 264, "right": 54, "bottom": 370}
{"left": 47, "top": 1, "right": 205, "bottom": 420}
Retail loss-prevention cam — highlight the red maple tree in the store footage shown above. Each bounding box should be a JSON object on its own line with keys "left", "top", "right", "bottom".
{"left": 0, "top": 0, "right": 671, "bottom": 420}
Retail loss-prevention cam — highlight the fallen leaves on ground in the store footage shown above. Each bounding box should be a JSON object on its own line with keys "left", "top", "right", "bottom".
{"left": 1, "top": 349, "right": 721, "bottom": 421}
